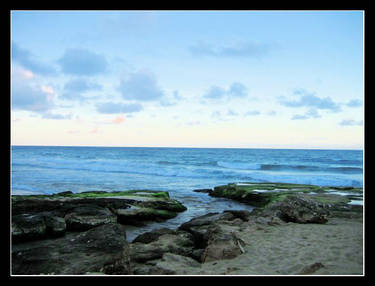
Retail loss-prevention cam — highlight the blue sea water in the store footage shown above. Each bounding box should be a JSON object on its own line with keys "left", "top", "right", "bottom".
{"left": 11, "top": 146, "right": 364, "bottom": 240}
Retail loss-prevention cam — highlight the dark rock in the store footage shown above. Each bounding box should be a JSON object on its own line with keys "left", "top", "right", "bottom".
{"left": 115, "top": 207, "right": 178, "bottom": 226}
{"left": 12, "top": 223, "right": 131, "bottom": 275}
{"left": 223, "top": 210, "right": 252, "bottom": 221}
{"left": 298, "top": 262, "right": 325, "bottom": 275}
{"left": 201, "top": 224, "right": 242, "bottom": 262}
{"left": 130, "top": 230, "right": 195, "bottom": 263}
{"left": 56, "top": 191, "right": 73, "bottom": 196}
{"left": 261, "top": 194, "right": 330, "bottom": 224}
{"left": 178, "top": 212, "right": 235, "bottom": 248}
{"left": 193, "top": 189, "right": 213, "bottom": 194}
{"left": 44, "top": 215, "right": 66, "bottom": 237}
{"left": 12, "top": 214, "right": 47, "bottom": 243}
{"left": 132, "top": 228, "right": 176, "bottom": 244}
{"left": 64, "top": 205, "right": 116, "bottom": 231}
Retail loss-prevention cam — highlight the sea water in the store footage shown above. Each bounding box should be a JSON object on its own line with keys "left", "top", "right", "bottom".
{"left": 11, "top": 146, "right": 363, "bottom": 240}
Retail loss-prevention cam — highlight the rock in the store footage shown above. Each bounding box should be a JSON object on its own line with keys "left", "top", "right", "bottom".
{"left": 130, "top": 230, "right": 195, "bottom": 263}
{"left": 298, "top": 262, "right": 325, "bottom": 275}
{"left": 64, "top": 205, "right": 116, "bottom": 231}
{"left": 115, "top": 206, "right": 178, "bottom": 226}
{"left": 12, "top": 223, "right": 131, "bottom": 275}
{"left": 44, "top": 215, "right": 66, "bottom": 237}
{"left": 193, "top": 189, "right": 213, "bottom": 194}
{"left": 223, "top": 210, "right": 252, "bottom": 221}
{"left": 261, "top": 194, "right": 330, "bottom": 224}
{"left": 56, "top": 191, "right": 73, "bottom": 196}
{"left": 201, "top": 224, "right": 242, "bottom": 262}
{"left": 132, "top": 228, "right": 176, "bottom": 243}
{"left": 178, "top": 212, "right": 235, "bottom": 248}
{"left": 12, "top": 214, "right": 47, "bottom": 243}
{"left": 137, "top": 199, "right": 187, "bottom": 213}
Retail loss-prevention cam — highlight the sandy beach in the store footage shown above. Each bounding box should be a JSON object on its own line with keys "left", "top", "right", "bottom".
{"left": 191, "top": 215, "right": 363, "bottom": 275}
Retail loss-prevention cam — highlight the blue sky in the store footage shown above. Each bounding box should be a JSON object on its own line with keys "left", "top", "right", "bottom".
{"left": 11, "top": 10, "right": 364, "bottom": 149}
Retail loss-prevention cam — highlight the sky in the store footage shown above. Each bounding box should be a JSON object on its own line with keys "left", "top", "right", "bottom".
{"left": 10, "top": 10, "right": 364, "bottom": 149}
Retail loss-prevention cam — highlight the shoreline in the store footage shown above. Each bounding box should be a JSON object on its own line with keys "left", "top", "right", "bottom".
{"left": 11, "top": 182, "right": 364, "bottom": 276}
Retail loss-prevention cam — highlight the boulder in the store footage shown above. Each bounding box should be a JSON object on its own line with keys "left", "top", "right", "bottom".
{"left": 12, "top": 213, "right": 67, "bottom": 243}
{"left": 12, "top": 214, "right": 47, "bottom": 243}
{"left": 201, "top": 224, "right": 242, "bottom": 262}
{"left": 64, "top": 205, "right": 116, "bottom": 231}
{"left": 178, "top": 212, "right": 235, "bottom": 248}
{"left": 261, "top": 194, "right": 330, "bottom": 224}
{"left": 130, "top": 230, "right": 195, "bottom": 263}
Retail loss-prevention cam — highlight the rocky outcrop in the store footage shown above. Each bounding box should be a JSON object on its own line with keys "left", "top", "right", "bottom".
{"left": 128, "top": 210, "right": 251, "bottom": 274}
{"left": 11, "top": 183, "right": 363, "bottom": 275}
{"left": 12, "top": 190, "right": 187, "bottom": 243}
{"left": 260, "top": 194, "right": 330, "bottom": 224}
{"left": 12, "top": 213, "right": 66, "bottom": 243}
{"left": 12, "top": 223, "right": 131, "bottom": 275}
{"left": 208, "top": 182, "right": 362, "bottom": 209}
{"left": 11, "top": 190, "right": 187, "bottom": 275}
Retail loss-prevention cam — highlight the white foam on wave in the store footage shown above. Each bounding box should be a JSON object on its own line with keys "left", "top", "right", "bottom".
{"left": 348, "top": 200, "right": 363, "bottom": 206}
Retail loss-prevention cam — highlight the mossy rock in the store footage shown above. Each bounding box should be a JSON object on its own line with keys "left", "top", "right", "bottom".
{"left": 210, "top": 182, "right": 362, "bottom": 209}
{"left": 116, "top": 207, "right": 178, "bottom": 226}
{"left": 12, "top": 189, "right": 187, "bottom": 229}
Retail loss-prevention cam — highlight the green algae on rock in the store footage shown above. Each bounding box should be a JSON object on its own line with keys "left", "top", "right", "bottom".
{"left": 209, "top": 182, "right": 362, "bottom": 209}
{"left": 12, "top": 189, "right": 187, "bottom": 241}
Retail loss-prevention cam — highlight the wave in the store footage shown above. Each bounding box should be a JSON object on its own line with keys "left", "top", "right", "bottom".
{"left": 157, "top": 160, "right": 180, "bottom": 165}
{"left": 217, "top": 161, "right": 262, "bottom": 170}
{"left": 217, "top": 161, "right": 362, "bottom": 174}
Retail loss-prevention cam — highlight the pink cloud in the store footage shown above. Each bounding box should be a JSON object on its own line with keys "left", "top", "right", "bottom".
{"left": 111, "top": 116, "right": 125, "bottom": 124}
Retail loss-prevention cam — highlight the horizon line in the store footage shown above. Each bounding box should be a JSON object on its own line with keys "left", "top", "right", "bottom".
{"left": 10, "top": 144, "right": 364, "bottom": 151}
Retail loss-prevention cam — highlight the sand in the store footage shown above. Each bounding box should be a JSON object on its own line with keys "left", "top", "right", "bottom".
{"left": 191, "top": 216, "right": 364, "bottom": 275}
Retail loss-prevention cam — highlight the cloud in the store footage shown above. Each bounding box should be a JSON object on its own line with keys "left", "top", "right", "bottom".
{"left": 41, "top": 112, "right": 72, "bottom": 120}
{"left": 96, "top": 102, "right": 143, "bottom": 114}
{"left": 160, "top": 90, "right": 184, "bottom": 107}
{"left": 204, "top": 86, "right": 227, "bottom": 100}
{"left": 58, "top": 49, "right": 108, "bottom": 76}
{"left": 12, "top": 65, "right": 35, "bottom": 80}
{"left": 346, "top": 99, "right": 363, "bottom": 108}
{"left": 173, "top": 90, "right": 183, "bottom": 101}
{"left": 228, "top": 82, "right": 248, "bottom": 98}
{"left": 12, "top": 42, "right": 57, "bottom": 75}
{"left": 291, "top": 109, "right": 321, "bottom": 120}
{"left": 203, "top": 82, "right": 249, "bottom": 100}
{"left": 339, "top": 119, "right": 363, "bottom": 126}
{"left": 244, "top": 110, "right": 261, "bottom": 116}
{"left": 227, "top": 109, "right": 239, "bottom": 116}
{"left": 267, "top": 110, "right": 277, "bottom": 116}
{"left": 11, "top": 80, "right": 55, "bottom": 113}
{"left": 61, "top": 78, "right": 102, "bottom": 100}
{"left": 190, "top": 41, "right": 274, "bottom": 58}
{"left": 279, "top": 89, "right": 341, "bottom": 112}
{"left": 111, "top": 116, "right": 125, "bottom": 124}
{"left": 118, "top": 71, "right": 164, "bottom": 101}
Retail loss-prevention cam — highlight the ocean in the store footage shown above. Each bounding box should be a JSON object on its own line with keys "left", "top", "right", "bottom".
{"left": 11, "top": 146, "right": 364, "bottom": 240}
